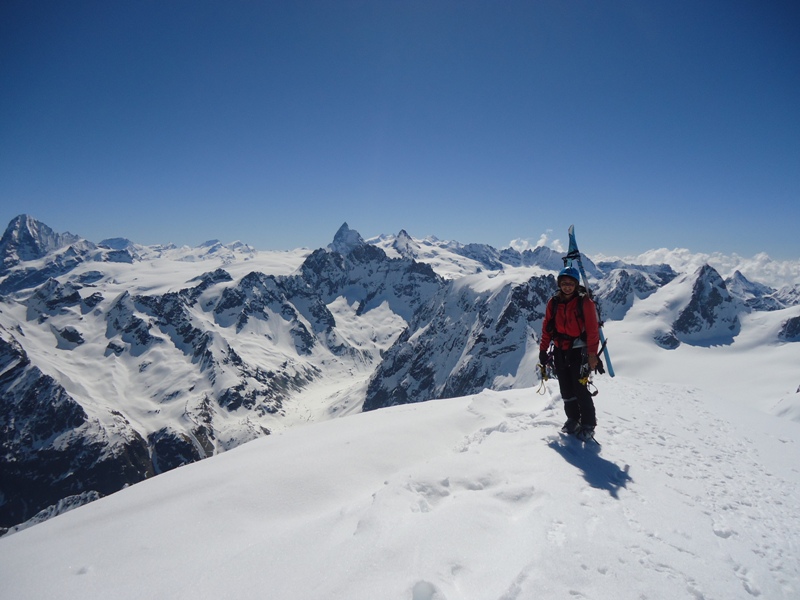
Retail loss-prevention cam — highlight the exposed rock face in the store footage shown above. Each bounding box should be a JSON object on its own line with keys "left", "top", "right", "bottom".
{"left": 595, "top": 269, "right": 663, "bottom": 321}
{"left": 0, "top": 214, "right": 82, "bottom": 271}
{"left": 725, "top": 270, "right": 783, "bottom": 311}
{"left": 673, "top": 265, "right": 744, "bottom": 346}
{"left": 0, "top": 327, "right": 153, "bottom": 532}
{"left": 778, "top": 316, "right": 800, "bottom": 342}
{"left": 363, "top": 275, "right": 554, "bottom": 411}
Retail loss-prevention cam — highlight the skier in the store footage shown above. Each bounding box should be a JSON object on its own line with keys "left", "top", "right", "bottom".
{"left": 539, "top": 266, "right": 600, "bottom": 442}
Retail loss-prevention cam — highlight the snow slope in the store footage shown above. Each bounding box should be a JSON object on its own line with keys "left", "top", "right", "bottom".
{"left": 2, "top": 216, "right": 799, "bottom": 593}
{"left": 2, "top": 377, "right": 798, "bottom": 599}
{"left": 606, "top": 272, "right": 800, "bottom": 416}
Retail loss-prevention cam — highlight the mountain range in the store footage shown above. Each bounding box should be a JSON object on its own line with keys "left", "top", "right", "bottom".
{"left": 1, "top": 214, "right": 798, "bottom": 535}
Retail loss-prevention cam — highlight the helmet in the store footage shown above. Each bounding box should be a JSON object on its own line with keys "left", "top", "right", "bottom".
{"left": 557, "top": 266, "right": 580, "bottom": 284}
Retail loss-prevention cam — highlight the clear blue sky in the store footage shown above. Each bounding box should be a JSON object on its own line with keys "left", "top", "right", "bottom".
{"left": 2, "top": 1, "right": 798, "bottom": 259}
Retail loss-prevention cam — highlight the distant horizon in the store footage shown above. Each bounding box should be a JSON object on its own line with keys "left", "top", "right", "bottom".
{"left": 3, "top": 211, "right": 799, "bottom": 263}
{"left": 3, "top": 212, "right": 799, "bottom": 290}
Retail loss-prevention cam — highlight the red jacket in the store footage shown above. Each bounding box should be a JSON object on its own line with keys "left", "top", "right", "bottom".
{"left": 540, "top": 293, "right": 600, "bottom": 354}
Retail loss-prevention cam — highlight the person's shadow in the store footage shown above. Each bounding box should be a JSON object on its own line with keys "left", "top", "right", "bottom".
{"left": 548, "top": 437, "right": 632, "bottom": 499}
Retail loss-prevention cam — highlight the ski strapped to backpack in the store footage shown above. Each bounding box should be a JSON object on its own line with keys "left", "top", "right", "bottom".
{"left": 563, "top": 225, "right": 615, "bottom": 378}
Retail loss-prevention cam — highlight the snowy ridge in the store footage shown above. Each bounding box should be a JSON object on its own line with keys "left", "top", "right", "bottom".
{"left": 1, "top": 215, "right": 799, "bottom": 537}
{"left": 1, "top": 379, "right": 798, "bottom": 599}
{"left": 370, "top": 231, "right": 591, "bottom": 280}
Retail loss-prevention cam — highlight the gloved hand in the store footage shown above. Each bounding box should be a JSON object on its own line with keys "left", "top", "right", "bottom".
{"left": 539, "top": 349, "right": 548, "bottom": 365}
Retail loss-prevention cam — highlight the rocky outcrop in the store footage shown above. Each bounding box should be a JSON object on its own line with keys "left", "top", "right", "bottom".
{"left": 673, "top": 265, "right": 745, "bottom": 346}
{"left": 363, "top": 275, "right": 553, "bottom": 410}
{"left": 0, "top": 326, "right": 153, "bottom": 534}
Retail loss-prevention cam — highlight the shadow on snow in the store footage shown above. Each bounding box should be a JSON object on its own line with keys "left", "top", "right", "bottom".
{"left": 548, "top": 438, "right": 632, "bottom": 499}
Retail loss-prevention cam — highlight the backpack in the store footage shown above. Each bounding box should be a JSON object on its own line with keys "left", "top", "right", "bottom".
{"left": 546, "top": 285, "right": 590, "bottom": 344}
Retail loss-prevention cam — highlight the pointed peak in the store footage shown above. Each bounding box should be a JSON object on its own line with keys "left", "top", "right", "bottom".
{"left": 726, "top": 269, "right": 753, "bottom": 286}
{"left": 1, "top": 215, "right": 82, "bottom": 269}
{"left": 695, "top": 263, "right": 723, "bottom": 280}
{"left": 333, "top": 222, "right": 354, "bottom": 236}
{"left": 3, "top": 214, "right": 48, "bottom": 238}
{"left": 392, "top": 229, "right": 419, "bottom": 258}
{"left": 328, "top": 223, "right": 365, "bottom": 255}
{"left": 725, "top": 269, "right": 775, "bottom": 298}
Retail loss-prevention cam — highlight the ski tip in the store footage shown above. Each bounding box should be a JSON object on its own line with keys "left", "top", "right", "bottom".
{"left": 568, "top": 224, "right": 574, "bottom": 235}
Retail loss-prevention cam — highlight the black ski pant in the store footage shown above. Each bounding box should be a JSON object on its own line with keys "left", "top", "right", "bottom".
{"left": 553, "top": 346, "right": 596, "bottom": 428}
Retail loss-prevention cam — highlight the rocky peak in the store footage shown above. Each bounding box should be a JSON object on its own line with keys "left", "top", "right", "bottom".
{"left": 595, "top": 268, "right": 660, "bottom": 321}
{"left": 725, "top": 270, "right": 783, "bottom": 311}
{"left": 0, "top": 215, "right": 82, "bottom": 271}
{"left": 328, "top": 223, "right": 366, "bottom": 255}
{"left": 455, "top": 243, "right": 503, "bottom": 271}
{"left": 522, "top": 245, "right": 567, "bottom": 271}
{"left": 392, "top": 229, "right": 419, "bottom": 258}
{"left": 673, "top": 264, "right": 745, "bottom": 346}
{"left": 725, "top": 270, "right": 775, "bottom": 300}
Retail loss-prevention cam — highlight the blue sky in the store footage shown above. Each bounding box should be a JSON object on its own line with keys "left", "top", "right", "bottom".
{"left": 1, "top": 1, "right": 798, "bottom": 259}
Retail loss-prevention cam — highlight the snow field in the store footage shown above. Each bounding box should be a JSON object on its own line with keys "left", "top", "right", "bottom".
{"left": 2, "top": 376, "right": 798, "bottom": 599}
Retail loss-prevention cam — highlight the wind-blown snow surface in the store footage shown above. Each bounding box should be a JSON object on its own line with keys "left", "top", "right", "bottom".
{"left": 2, "top": 379, "right": 799, "bottom": 599}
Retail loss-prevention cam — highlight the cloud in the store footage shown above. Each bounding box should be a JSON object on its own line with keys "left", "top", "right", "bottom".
{"left": 537, "top": 231, "right": 564, "bottom": 252}
{"left": 620, "top": 248, "right": 800, "bottom": 288}
{"left": 509, "top": 232, "right": 563, "bottom": 253}
{"left": 508, "top": 238, "right": 530, "bottom": 252}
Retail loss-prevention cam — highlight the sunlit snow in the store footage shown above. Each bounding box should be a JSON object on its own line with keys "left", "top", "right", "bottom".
{"left": 1, "top": 378, "right": 798, "bottom": 599}
{"left": 1, "top": 228, "right": 799, "bottom": 599}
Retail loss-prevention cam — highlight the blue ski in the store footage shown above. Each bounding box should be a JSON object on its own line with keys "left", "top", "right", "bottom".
{"left": 565, "top": 225, "right": 615, "bottom": 377}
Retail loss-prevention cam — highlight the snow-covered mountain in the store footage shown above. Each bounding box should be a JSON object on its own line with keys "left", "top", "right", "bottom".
{"left": 1, "top": 215, "right": 799, "bottom": 536}
{"left": 370, "top": 231, "right": 595, "bottom": 279}
{"left": 592, "top": 262, "right": 678, "bottom": 321}
{"left": 363, "top": 272, "right": 553, "bottom": 410}
{"left": 0, "top": 214, "right": 83, "bottom": 270}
